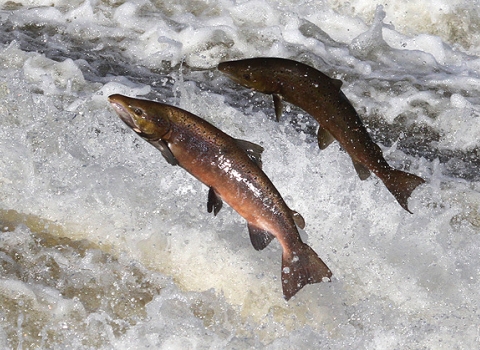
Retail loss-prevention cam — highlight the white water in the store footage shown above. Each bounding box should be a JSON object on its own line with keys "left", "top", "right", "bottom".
{"left": 1, "top": 0, "right": 480, "bottom": 348}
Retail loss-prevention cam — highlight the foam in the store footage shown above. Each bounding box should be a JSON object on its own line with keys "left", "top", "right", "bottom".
{"left": 23, "top": 56, "right": 85, "bottom": 95}
{"left": 1, "top": 0, "right": 480, "bottom": 348}
{"left": 328, "top": 0, "right": 480, "bottom": 55}
{"left": 229, "top": 0, "right": 279, "bottom": 27}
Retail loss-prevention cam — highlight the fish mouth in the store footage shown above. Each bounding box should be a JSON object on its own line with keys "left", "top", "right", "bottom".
{"left": 217, "top": 62, "right": 228, "bottom": 72}
{"left": 218, "top": 62, "right": 255, "bottom": 88}
{"left": 217, "top": 62, "right": 236, "bottom": 79}
{"left": 218, "top": 69, "right": 245, "bottom": 87}
{"left": 108, "top": 95, "right": 140, "bottom": 132}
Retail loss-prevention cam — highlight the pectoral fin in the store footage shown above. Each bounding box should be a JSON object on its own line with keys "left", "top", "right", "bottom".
{"left": 291, "top": 210, "right": 305, "bottom": 229}
{"left": 207, "top": 187, "right": 223, "bottom": 216}
{"left": 248, "top": 224, "right": 275, "bottom": 250}
{"left": 273, "top": 93, "right": 283, "bottom": 122}
{"left": 150, "top": 139, "right": 178, "bottom": 166}
{"left": 353, "top": 160, "right": 371, "bottom": 180}
{"left": 317, "top": 127, "right": 335, "bottom": 150}
{"left": 235, "top": 139, "right": 264, "bottom": 168}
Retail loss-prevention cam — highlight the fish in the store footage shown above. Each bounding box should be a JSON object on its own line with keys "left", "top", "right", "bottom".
{"left": 108, "top": 94, "right": 332, "bottom": 300}
{"left": 218, "top": 57, "right": 425, "bottom": 213}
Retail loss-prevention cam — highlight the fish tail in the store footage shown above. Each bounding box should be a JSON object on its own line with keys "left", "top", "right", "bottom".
{"left": 281, "top": 243, "right": 332, "bottom": 300}
{"left": 380, "top": 168, "right": 425, "bottom": 213}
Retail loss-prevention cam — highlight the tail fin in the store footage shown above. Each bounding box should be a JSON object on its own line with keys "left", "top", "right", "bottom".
{"left": 281, "top": 244, "right": 332, "bottom": 301}
{"left": 380, "top": 169, "right": 425, "bottom": 214}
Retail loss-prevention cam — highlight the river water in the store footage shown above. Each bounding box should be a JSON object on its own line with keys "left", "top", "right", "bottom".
{"left": 1, "top": 0, "right": 480, "bottom": 348}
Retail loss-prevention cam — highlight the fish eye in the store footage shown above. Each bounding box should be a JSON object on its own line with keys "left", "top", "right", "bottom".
{"left": 133, "top": 108, "right": 143, "bottom": 116}
{"left": 243, "top": 73, "right": 251, "bottom": 80}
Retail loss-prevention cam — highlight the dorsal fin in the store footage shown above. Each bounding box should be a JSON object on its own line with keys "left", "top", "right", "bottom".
{"left": 235, "top": 138, "right": 264, "bottom": 168}
{"left": 291, "top": 210, "right": 305, "bottom": 229}
{"left": 331, "top": 78, "right": 343, "bottom": 90}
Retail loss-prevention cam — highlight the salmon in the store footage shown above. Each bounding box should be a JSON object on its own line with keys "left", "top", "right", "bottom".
{"left": 218, "top": 57, "right": 425, "bottom": 213}
{"left": 108, "top": 94, "right": 332, "bottom": 300}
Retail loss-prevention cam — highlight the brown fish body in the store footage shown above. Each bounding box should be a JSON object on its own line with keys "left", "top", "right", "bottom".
{"left": 163, "top": 107, "right": 293, "bottom": 236}
{"left": 262, "top": 61, "right": 386, "bottom": 170}
{"left": 218, "top": 57, "right": 425, "bottom": 212}
{"left": 108, "top": 94, "right": 331, "bottom": 300}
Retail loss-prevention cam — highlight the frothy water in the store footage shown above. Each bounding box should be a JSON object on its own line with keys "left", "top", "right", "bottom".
{"left": 1, "top": 0, "right": 480, "bottom": 348}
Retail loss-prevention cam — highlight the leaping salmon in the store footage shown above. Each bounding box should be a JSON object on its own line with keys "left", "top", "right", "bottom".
{"left": 218, "top": 57, "right": 425, "bottom": 213}
{"left": 108, "top": 94, "right": 332, "bottom": 300}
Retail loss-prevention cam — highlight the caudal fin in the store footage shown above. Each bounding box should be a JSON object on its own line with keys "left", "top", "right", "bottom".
{"left": 281, "top": 244, "right": 332, "bottom": 301}
{"left": 380, "top": 169, "right": 425, "bottom": 214}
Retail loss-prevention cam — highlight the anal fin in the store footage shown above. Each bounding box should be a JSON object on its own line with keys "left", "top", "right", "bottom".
{"left": 352, "top": 160, "right": 371, "bottom": 180}
{"left": 248, "top": 224, "right": 275, "bottom": 251}
{"left": 207, "top": 187, "right": 223, "bottom": 216}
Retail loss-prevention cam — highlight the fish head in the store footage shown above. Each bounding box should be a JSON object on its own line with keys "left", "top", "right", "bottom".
{"left": 108, "top": 94, "right": 171, "bottom": 141}
{"left": 218, "top": 59, "right": 279, "bottom": 94}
